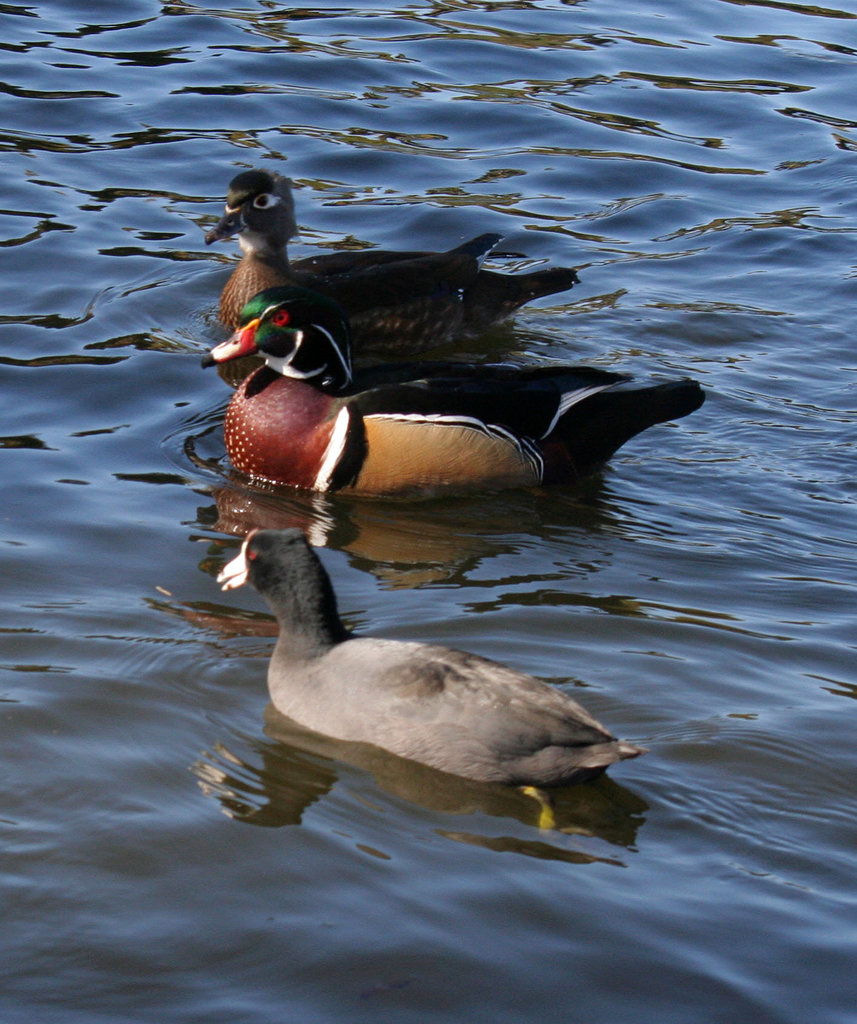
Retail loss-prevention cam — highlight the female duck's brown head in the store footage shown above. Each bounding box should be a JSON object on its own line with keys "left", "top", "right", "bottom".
{"left": 205, "top": 170, "right": 297, "bottom": 257}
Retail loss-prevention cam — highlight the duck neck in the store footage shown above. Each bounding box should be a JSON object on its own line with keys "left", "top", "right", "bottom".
{"left": 238, "top": 231, "right": 291, "bottom": 265}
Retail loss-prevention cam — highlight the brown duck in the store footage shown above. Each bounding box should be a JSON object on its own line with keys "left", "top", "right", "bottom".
{"left": 205, "top": 169, "right": 580, "bottom": 354}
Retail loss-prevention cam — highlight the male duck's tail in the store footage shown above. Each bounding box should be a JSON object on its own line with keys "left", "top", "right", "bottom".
{"left": 550, "top": 379, "right": 705, "bottom": 481}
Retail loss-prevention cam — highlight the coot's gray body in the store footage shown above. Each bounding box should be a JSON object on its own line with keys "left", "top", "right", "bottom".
{"left": 218, "top": 528, "right": 645, "bottom": 787}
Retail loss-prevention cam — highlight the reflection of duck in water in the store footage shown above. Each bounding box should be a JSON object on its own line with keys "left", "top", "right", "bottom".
{"left": 203, "top": 483, "right": 576, "bottom": 588}
{"left": 194, "top": 715, "right": 648, "bottom": 857}
{"left": 216, "top": 528, "right": 646, "bottom": 814}
{"left": 205, "top": 484, "right": 501, "bottom": 588}
{"left": 205, "top": 169, "right": 580, "bottom": 352}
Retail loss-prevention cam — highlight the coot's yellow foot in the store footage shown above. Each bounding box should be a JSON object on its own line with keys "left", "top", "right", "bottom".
{"left": 521, "top": 785, "right": 556, "bottom": 831}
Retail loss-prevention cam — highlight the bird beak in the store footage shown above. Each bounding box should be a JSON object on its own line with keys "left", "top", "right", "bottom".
{"left": 205, "top": 205, "right": 244, "bottom": 245}
{"left": 217, "top": 547, "right": 248, "bottom": 590}
{"left": 217, "top": 530, "right": 258, "bottom": 590}
{"left": 201, "top": 318, "right": 260, "bottom": 368}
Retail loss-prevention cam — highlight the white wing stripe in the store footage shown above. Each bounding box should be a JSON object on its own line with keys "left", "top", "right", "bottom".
{"left": 539, "top": 383, "right": 616, "bottom": 439}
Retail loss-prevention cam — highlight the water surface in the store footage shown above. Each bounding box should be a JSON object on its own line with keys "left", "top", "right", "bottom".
{"left": 2, "top": 2, "right": 856, "bottom": 1022}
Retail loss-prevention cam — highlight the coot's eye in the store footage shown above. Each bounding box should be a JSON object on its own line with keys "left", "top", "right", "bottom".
{"left": 247, "top": 547, "right": 258, "bottom": 562}
{"left": 271, "top": 309, "right": 290, "bottom": 327}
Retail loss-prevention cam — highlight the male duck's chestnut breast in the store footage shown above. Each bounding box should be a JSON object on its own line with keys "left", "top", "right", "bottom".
{"left": 224, "top": 370, "right": 336, "bottom": 488}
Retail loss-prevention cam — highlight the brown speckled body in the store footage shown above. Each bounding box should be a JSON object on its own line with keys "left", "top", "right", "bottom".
{"left": 218, "top": 250, "right": 517, "bottom": 355}
{"left": 218, "top": 253, "right": 292, "bottom": 331}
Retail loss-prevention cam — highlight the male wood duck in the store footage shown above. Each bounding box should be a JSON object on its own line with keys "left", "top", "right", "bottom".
{"left": 201, "top": 286, "right": 706, "bottom": 497}
{"left": 205, "top": 169, "right": 580, "bottom": 353}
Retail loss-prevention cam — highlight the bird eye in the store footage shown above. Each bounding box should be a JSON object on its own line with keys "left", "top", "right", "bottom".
{"left": 247, "top": 548, "right": 258, "bottom": 562}
{"left": 253, "top": 192, "right": 273, "bottom": 209}
{"left": 271, "top": 309, "right": 290, "bottom": 327}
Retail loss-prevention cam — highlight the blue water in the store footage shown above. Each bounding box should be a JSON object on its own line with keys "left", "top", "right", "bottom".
{"left": 2, "top": 1, "right": 857, "bottom": 1022}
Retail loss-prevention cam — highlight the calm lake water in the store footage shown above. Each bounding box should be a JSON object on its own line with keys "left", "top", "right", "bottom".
{"left": 2, "top": 1, "right": 856, "bottom": 1021}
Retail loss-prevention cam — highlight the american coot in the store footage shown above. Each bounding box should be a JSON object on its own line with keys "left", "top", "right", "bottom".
{"left": 205, "top": 169, "right": 579, "bottom": 350}
{"left": 202, "top": 286, "right": 705, "bottom": 495}
{"left": 217, "top": 529, "right": 646, "bottom": 791}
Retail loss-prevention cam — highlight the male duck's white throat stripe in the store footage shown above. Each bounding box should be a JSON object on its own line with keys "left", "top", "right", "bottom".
{"left": 263, "top": 325, "right": 352, "bottom": 386}
{"left": 264, "top": 330, "right": 325, "bottom": 379}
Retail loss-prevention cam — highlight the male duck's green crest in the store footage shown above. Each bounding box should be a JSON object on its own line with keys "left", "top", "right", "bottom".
{"left": 202, "top": 286, "right": 353, "bottom": 391}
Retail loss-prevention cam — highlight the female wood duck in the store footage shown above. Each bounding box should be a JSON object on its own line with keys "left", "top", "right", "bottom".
{"left": 201, "top": 286, "right": 706, "bottom": 497}
{"left": 205, "top": 169, "right": 580, "bottom": 353}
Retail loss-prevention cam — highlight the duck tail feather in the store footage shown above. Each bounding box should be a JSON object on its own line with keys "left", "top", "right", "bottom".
{"left": 553, "top": 379, "right": 705, "bottom": 478}
{"left": 575, "top": 739, "right": 648, "bottom": 770}
{"left": 510, "top": 265, "right": 581, "bottom": 303}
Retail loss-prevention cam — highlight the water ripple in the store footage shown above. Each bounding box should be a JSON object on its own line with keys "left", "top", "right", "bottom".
{"left": 3, "top": 2, "right": 857, "bottom": 1022}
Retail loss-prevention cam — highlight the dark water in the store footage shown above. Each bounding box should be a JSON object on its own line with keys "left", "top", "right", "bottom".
{"left": 2, "top": 1, "right": 856, "bottom": 1021}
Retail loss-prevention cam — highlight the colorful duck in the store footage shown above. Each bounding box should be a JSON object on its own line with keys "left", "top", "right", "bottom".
{"left": 202, "top": 287, "right": 705, "bottom": 497}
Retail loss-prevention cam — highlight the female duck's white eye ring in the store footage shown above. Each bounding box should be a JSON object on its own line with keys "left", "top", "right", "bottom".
{"left": 253, "top": 192, "right": 280, "bottom": 209}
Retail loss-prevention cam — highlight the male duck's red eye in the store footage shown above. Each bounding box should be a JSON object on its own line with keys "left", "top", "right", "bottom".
{"left": 271, "top": 309, "right": 290, "bottom": 327}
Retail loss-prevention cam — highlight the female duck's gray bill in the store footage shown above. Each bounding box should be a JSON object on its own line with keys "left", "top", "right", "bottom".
{"left": 205, "top": 207, "right": 243, "bottom": 245}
